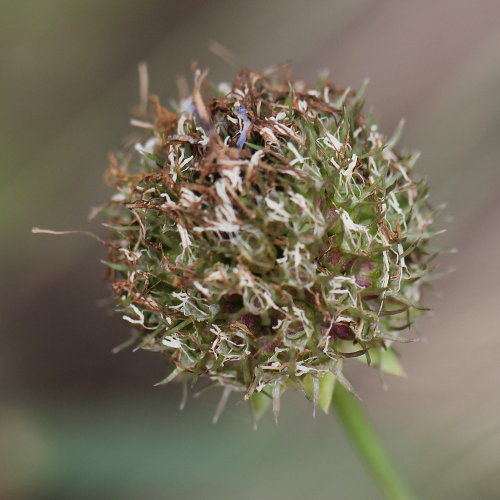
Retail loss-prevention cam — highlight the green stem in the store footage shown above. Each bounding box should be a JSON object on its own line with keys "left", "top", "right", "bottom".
{"left": 332, "top": 384, "right": 417, "bottom": 500}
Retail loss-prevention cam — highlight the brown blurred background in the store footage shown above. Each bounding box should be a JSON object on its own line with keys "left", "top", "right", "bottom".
{"left": 2, "top": 0, "right": 500, "bottom": 498}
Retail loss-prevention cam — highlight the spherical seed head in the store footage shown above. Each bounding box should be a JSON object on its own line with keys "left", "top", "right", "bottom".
{"left": 103, "top": 67, "right": 436, "bottom": 418}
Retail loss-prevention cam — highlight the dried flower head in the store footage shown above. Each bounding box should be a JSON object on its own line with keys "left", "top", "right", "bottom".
{"left": 102, "top": 66, "right": 437, "bottom": 423}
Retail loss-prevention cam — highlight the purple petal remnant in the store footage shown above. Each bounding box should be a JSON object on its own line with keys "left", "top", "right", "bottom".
{"left": 222, "top": 294, "right": 243, "bottom": 313}
{"left": 326, "top": 248, "right": 343, "bottom": 266}
{"left": 237, "top": 313, "right": 260, "bottom": 332}
{"left": 330, "top": 323, "right": 355, "bottom": 340}
{"left": 355, "top": 276, "right": 372, "bottom": 288}
{"left": 355, "top": 260, "right": 375, "bottom": 288}
{"left": 236, "top": 104, "right": 251, "bottom": 149}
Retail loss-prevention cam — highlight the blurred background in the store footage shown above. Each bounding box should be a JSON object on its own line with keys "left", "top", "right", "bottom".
{"left": 2, "top": 0, "right": 500, "bottom": 498}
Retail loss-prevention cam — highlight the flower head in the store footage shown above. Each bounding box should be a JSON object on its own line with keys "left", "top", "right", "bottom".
{"left": 102, "top": 67, "right": 437, "bottom": 423}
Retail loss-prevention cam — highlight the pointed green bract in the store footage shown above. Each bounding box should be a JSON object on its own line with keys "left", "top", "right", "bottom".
{"left": 356, "top": 348, "right": 406, "bottom": 377}
{"left": 318, "top": 372, "right": 337, "bottom": 413}
{"left": 250, "top": 390, "right": 272, "bottom": 423}
{"left": 304, "top": 372, "right": 337, "bottom": 414}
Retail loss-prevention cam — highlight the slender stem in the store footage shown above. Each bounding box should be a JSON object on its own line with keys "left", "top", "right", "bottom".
{"left": 332, "top": 384, "right": 417, "bottom": 500}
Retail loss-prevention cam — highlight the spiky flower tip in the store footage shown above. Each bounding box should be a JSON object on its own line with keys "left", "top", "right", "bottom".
{"left": 102, "top": 67, "right": 437, "bottom": 423}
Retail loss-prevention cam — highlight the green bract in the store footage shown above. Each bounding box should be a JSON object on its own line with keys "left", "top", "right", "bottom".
{"left": 103, "top": 68, "right": 436, "bottom": 423}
